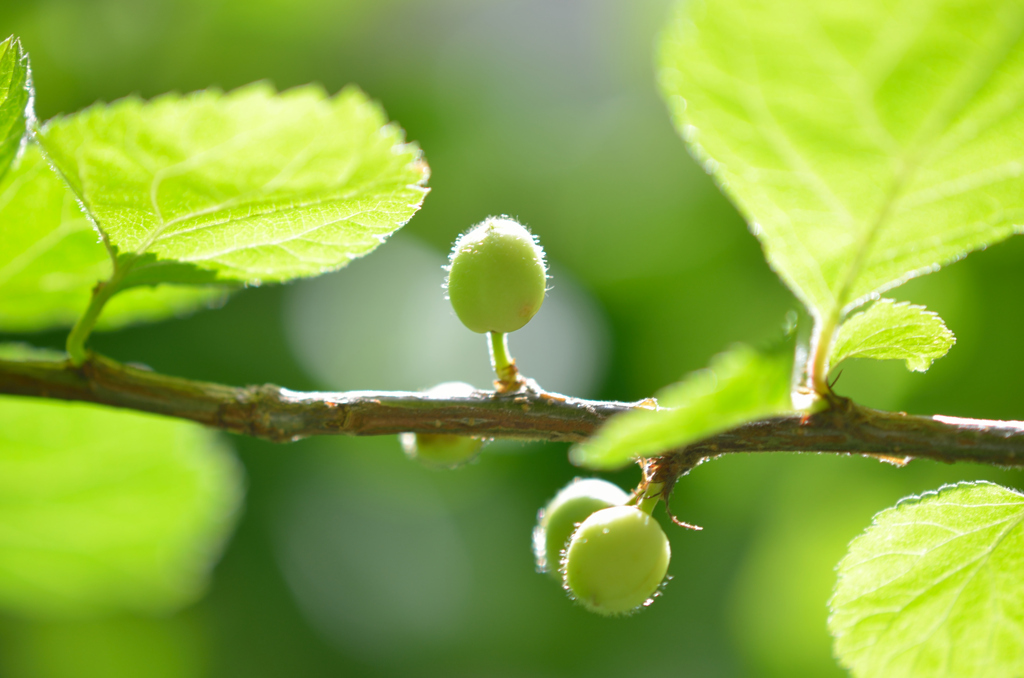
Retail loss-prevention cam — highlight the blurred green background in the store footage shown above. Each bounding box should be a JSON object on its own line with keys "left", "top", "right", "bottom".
{"left": 2, "top": 0, "right": 1023, "bottom": 676}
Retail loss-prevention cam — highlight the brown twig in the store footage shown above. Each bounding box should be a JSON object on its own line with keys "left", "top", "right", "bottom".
{"left": 2, "top": 354, "right": 1024, "bottom": 472}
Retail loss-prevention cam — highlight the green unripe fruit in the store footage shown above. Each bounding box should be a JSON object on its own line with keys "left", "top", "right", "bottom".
{"left": 562, "top": 506, "right": 671, "bottom": 616}
{"left": 446, "top": 217, "right": 547, "bottom": 334}
{"left": 400, "top": 432, "right": 483, "bottom": 469}
{"left": 400, "top": 382, "right": 485, "bottom": 468}
{"left": 533, "top": 478, "right": 629, "bottom": 576}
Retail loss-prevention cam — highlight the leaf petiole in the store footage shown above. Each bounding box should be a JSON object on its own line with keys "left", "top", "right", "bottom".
{"left": 66, "top": 267, "right": 128, "bottom": 365}
{"left": 808, "top": 312, "right": 839, "bottom": 397}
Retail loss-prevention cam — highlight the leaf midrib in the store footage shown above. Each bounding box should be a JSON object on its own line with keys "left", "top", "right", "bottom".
{"left": 833, "top": 2, "right": 1024, "bottom": 317}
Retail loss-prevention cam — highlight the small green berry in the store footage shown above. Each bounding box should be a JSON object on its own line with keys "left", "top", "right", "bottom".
{"left": 533, "top": 478, "right": 629, "bottom": 576}
{"left": 562, "top": 505, "right": 671, "bottom": 616}
{"left": 400, "top": 432, "right": 483, "bottom": 469}
{"left": 400, "top": 382, "right": 485, "bottom": 468}
{"left": 446, "top": 217, "right": 547, "bottom": 334}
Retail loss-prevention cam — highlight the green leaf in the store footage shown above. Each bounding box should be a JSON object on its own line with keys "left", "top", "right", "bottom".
{"left": 829, "top": 299, "right": 955, "bottom": 372}
{"left": 0, "top": 390, "right": 243, "bottom": 618}
{"left": 659, "top": 0, "right": 1024, "bottom": 324}
{"left": 36, "top": 82, "right": 429, "bottom": 287}
{"left": 830, "top": 481, "right": 1024, "bottom": 678}
{"left": 0, "top": 145, "right": 229, "bottom": 332}
{"left": 571, "top": 343, "right": 793, "bottom": 470}
{"left": 0, "top": 36, "right": 32, "bottom": 181}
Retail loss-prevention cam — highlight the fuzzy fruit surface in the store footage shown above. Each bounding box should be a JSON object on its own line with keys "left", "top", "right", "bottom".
{"left": 563, "top": 506, "right": 671, "bottom": 615}
{"left": 533, "top": 478, "right": 629, "bottom": 576}
{"left": 447, "top": 217, "right": 547, "bottom": 334}
{"left": 400, "top": 432, "right": 483, "bottom": 469}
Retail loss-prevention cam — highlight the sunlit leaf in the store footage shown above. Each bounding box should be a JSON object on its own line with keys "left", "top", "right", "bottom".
{"left": 0, "top": 36, "right": 31, "bottom": 180}
{"left": 830, "top": 481, "right": 1024, "bottom": 678}
{"left": 660, "top": 0, "right": 1024, "bottom": 326}
{"left": 829, "top": 299, "right": 954, "bottom": 372}
{"left": 0, "top": 383, "right": 242, "bottom": 618}
{"left": 37, "top": 83, "right": 429, "bottom": 288}
{"left": 0, "top": 145, "right": 228, "bottom": 332}
{"left": 572, "top": 343, "right": 793, "bottom": 470}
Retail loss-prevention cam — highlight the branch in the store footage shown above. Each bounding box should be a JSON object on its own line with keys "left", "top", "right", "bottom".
{"left": 2, "top": 353, "right": 1024, "bottom": 471}
{"left": 0, "top": 353, "right": 634, "bottom": 443}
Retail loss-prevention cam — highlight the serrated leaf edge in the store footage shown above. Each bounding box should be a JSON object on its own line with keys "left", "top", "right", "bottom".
{"left": 0, "top": 36, "right": 35, "bottom": 181}
{"left": 830, "top": 298, "right": 956, "bottom": 373}
{"left": 29, "top": 81, "right": 430, "bottom": 296}
{"left": 657, "top": 2, "right": 1024, "bottom": 329}
{"left": 827, "top": 480, "right": 1023, "bottom": 654}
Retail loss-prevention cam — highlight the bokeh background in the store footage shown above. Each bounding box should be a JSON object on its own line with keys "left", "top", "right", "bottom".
{"left": 2, "top": 0, "right": 1023, "bottom": 676}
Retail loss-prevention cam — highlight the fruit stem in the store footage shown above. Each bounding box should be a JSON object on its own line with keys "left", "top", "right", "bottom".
{"left": 637, "top": 482, "right": 664, "bottom": 515}
{"left": 488, "top": 331, "right": 521, "bottom": 391}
